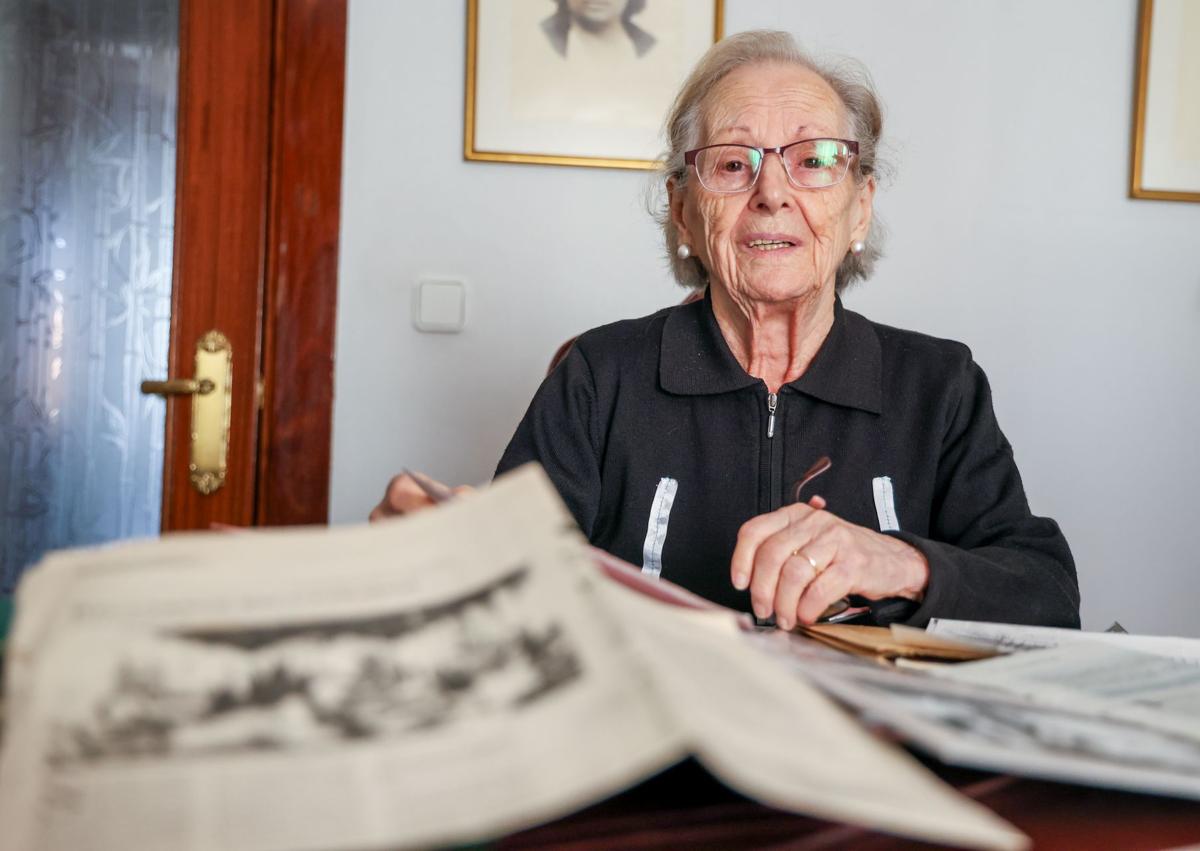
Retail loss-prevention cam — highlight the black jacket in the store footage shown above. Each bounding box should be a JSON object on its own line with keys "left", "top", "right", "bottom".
{"left": 496, "top": 292, "right": 1080, "bottom": 628}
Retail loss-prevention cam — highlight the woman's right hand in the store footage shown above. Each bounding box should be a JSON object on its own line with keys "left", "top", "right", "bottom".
{"left": 368, "top": 472, "right": 470, "bottom": 521}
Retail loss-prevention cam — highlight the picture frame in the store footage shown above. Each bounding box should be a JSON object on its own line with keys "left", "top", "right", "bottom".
{"left": 1130, "top": 0, "right": 1200, "bottom": 202}
{"left": 464, "top": 0, "right": 724, "bottom": 171}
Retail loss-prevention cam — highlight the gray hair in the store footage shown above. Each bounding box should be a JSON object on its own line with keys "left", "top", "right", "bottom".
{"left": 656, "top": 30, "right": 886, "bottom": 292}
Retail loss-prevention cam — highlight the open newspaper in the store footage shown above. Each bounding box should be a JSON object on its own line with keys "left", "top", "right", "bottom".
{"left": 754, "top": 619, "right": 1200, "bottom": 802}
{"left": 0, "top": 465, "right": 1025, "bottom": 851}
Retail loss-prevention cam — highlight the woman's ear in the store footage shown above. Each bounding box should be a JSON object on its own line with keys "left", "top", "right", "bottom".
{"left": 851, "top": 175, "right": 876, "bottom": 243}
{"left": 667, "top": 176, "right": 693, "bottom": 247}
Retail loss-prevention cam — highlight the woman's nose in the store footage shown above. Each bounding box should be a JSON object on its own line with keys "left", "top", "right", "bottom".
{"left": 750, "top": 152, "right": 794, "bottom": 213}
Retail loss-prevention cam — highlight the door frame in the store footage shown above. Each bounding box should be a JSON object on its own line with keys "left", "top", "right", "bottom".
{"left": 163, "top": 0, "right": 345, "bottom": 530}
{"left": 256, "top": 0, "right": 346, "bottom": 527}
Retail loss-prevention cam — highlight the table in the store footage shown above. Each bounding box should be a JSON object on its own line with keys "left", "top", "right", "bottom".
{"left": 502, "top": 757, "right": 1200, "bottom": 850}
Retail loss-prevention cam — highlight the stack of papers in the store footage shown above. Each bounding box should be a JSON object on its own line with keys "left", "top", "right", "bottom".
{"left": 758, "top": 618, "right": 1200, "bottom": 801}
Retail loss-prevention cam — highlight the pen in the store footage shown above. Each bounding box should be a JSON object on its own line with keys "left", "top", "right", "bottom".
{"left": 402, "top": 468, "right": 456, "bottom": 504}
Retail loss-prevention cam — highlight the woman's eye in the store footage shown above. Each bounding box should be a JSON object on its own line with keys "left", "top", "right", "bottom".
{"left": 801, "top": 157, "right": 834, "bottom": 169}
{"left": 721, "top": 160, "right": 745, "bottom": 172}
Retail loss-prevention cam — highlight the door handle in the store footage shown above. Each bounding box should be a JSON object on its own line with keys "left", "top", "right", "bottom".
{"left": 140, "top": 378, "right": 215, "bottom": 396}
{"left": 141, "top": 330, "right": 232, "bottom": 495}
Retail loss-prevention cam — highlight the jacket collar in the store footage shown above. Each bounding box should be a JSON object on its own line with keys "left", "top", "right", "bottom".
{"left": 659, "top": 288, "right": 883, "bottom": 414}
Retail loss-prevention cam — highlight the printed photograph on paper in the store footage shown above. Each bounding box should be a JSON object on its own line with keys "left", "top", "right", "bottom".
{"left": 47, "top": 567, "right": 584, "bottom": 765}
{"left": 467, "top": 0, "right": 723, "bottom": 168}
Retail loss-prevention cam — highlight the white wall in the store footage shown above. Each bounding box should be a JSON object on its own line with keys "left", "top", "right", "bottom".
{"left": 331, "top": 0, "right": 1200, "bottom": 637}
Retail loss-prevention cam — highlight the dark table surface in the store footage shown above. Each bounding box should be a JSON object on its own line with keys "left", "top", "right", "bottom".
{"left": 501, "top": 757, "right": 1200, "bottom": 850}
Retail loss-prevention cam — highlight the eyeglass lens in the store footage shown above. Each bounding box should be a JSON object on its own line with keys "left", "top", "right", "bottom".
{"left": 694, "top": 140, "right": 852, "bottom": 192}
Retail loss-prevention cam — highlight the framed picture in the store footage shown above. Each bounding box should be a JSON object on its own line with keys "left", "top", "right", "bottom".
{"left": 1130, "top": 0, "right": 1200, "bottom": 202}
{"left": 465, "top": 0, "right": 724, "bottom": 170}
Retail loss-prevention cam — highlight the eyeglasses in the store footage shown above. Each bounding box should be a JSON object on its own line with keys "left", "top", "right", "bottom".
{"left": 684, "top": 138, "right": 859, "bottom": 193}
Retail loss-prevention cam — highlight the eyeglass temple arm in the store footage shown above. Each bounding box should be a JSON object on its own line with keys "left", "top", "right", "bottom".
{"left": 793, "top": 456, "right": 832, "bottom": 503}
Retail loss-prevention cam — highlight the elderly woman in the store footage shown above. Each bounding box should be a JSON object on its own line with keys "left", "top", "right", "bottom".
{"left": 373, "top": 31, "right": 1080, "bottom": 631}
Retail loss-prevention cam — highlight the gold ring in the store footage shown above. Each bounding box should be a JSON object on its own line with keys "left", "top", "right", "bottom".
{"left": 792, "top": 549, "right": 820, "bottom": 572}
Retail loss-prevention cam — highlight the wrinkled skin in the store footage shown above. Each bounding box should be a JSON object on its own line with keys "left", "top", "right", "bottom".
{"left": 669, "top": 62, "right": 874, "bottom": 390}
{"left": 668, "top": 62, "right": 928, "bottom": 628}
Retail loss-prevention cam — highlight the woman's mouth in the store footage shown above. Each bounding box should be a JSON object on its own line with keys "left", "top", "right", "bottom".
{"left": 744, "top": 234, "right": 799, "bottom": 252}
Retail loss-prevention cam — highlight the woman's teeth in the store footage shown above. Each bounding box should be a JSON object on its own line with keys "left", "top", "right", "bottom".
{"left": 748, "top": 239, "right": 792, "bottom": 251}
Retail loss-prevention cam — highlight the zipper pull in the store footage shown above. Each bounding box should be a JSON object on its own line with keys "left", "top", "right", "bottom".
{"left": 766, "top": 392, "right": 777, "bottom": 439}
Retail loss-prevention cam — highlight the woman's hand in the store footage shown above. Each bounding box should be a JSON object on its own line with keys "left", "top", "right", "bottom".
{"left": 730, "top": 497, "right": 929, "bottom": 630}
{"left": 368, "top": 472, "right": 473, "bottom": 522}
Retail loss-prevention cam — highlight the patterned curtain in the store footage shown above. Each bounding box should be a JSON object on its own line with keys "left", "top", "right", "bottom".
{"left": 0, "top": 0, "right": 178, "bottom": 592}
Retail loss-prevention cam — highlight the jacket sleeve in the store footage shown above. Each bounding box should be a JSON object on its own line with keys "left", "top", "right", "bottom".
{"left": 887, "top": 357, "right": 1081, "bottom": 628}
{"left": 494, "top": 345, "right": 603, "bottom": 538}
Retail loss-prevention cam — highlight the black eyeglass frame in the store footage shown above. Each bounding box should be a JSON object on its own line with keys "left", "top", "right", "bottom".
{"left": 683, "top": 138, "right": 860, "bottom": 193}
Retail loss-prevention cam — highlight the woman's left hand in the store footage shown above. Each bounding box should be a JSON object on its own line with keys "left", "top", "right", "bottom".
{"left": 730, "top": 497, "right": 929, "bottom": 630}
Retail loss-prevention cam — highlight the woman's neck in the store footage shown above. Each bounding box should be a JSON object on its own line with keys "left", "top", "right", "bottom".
{"left": 710, "top": 284, "right": 836, "bottom": 393}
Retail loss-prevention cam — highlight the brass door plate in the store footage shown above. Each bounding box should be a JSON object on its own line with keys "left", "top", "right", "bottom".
{"left": 190, "top": 330, "right": 233, "bottom": 495}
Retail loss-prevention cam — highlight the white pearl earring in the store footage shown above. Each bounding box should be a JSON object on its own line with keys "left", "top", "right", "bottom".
{"left": 850, "top": 240, "right": 865, "bottom": 255}
{"left": 676, "top": 244, "right": 692, "bottom": 260}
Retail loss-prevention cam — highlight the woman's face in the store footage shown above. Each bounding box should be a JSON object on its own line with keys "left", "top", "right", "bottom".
{"left": 671, "top": 63, "right": 875, "bottom": 306}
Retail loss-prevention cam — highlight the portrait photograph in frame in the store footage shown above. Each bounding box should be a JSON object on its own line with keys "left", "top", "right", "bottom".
{"left": 1130, "top": 0, "right": 1200, "bottom": 202}
{"left": 465, "top": 0, "right": 724, "bottom": 170}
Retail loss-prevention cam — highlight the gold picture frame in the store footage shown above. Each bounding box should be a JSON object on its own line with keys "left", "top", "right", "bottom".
{"left": 464, "top": 0, "right": 724, "bottom": 171}
{"left": 1130, "top": 0, "right": 1200, "bottom": 202}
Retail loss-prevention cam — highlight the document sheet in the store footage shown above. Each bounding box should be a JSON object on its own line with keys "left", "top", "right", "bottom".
{"left": 926, "top": 641, "right": 1200, "bottom": 743}
{"left": 927, "top": 618, "right": 1200, "bottom": 664}
{"left": 755, "top": 629, "right": 1200, "bottom": 802}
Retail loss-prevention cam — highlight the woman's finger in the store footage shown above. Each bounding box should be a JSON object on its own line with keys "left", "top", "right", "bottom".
{"left": 731, "top": 507, "right": 800, "bottom": 590}
{"left": 795, "top": 562, "right": 855, "bottom": 626}
{"left": 731, "top": 494, "right": 828, "bottom": 590}
{"left": 771, "top": 514, "right": 844, "bottom": 628}
{"left": 369, "top": 473, "right": 439, "bottom": 521}
{"left": 772, "top": 550, "right": 821, "bottom": 630}
{"left": 745, "top": 506, "right": 836, "bottom": 619}
{"left": 387, "top": 474, "right": 437, "bottom": 512}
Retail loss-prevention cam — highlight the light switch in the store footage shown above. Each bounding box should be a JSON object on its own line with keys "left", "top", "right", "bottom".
{"left": 413, "top": 278, "right": 465, "bottom": 333}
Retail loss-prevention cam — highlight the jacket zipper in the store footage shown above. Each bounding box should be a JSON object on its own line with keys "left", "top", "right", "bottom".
{"left": 755, "top": 390, "right": 785, "bottom": 626}
{"left": 767, "top": 392, "right": 781, "bottom": 511}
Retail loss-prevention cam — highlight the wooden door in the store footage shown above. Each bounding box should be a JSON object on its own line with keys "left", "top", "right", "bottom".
{"left": 160, "top": 0, "right": 344, "bottom": 531}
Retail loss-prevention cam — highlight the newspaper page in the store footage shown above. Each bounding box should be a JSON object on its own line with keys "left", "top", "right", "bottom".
{"left": 755, "top": 631, "right": 1200, "bottom": 802}
{"left": 927, "top": 618, "right": 1200, "bottom": 664}
{"left": 606, "top": 587, "right": 1028, "bottom": 851}
{"left": 0, "top": 466, "right": 687, "bottom": 851}
{"left": 924, "top": 642, "right": 1200, "bottom": 742}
